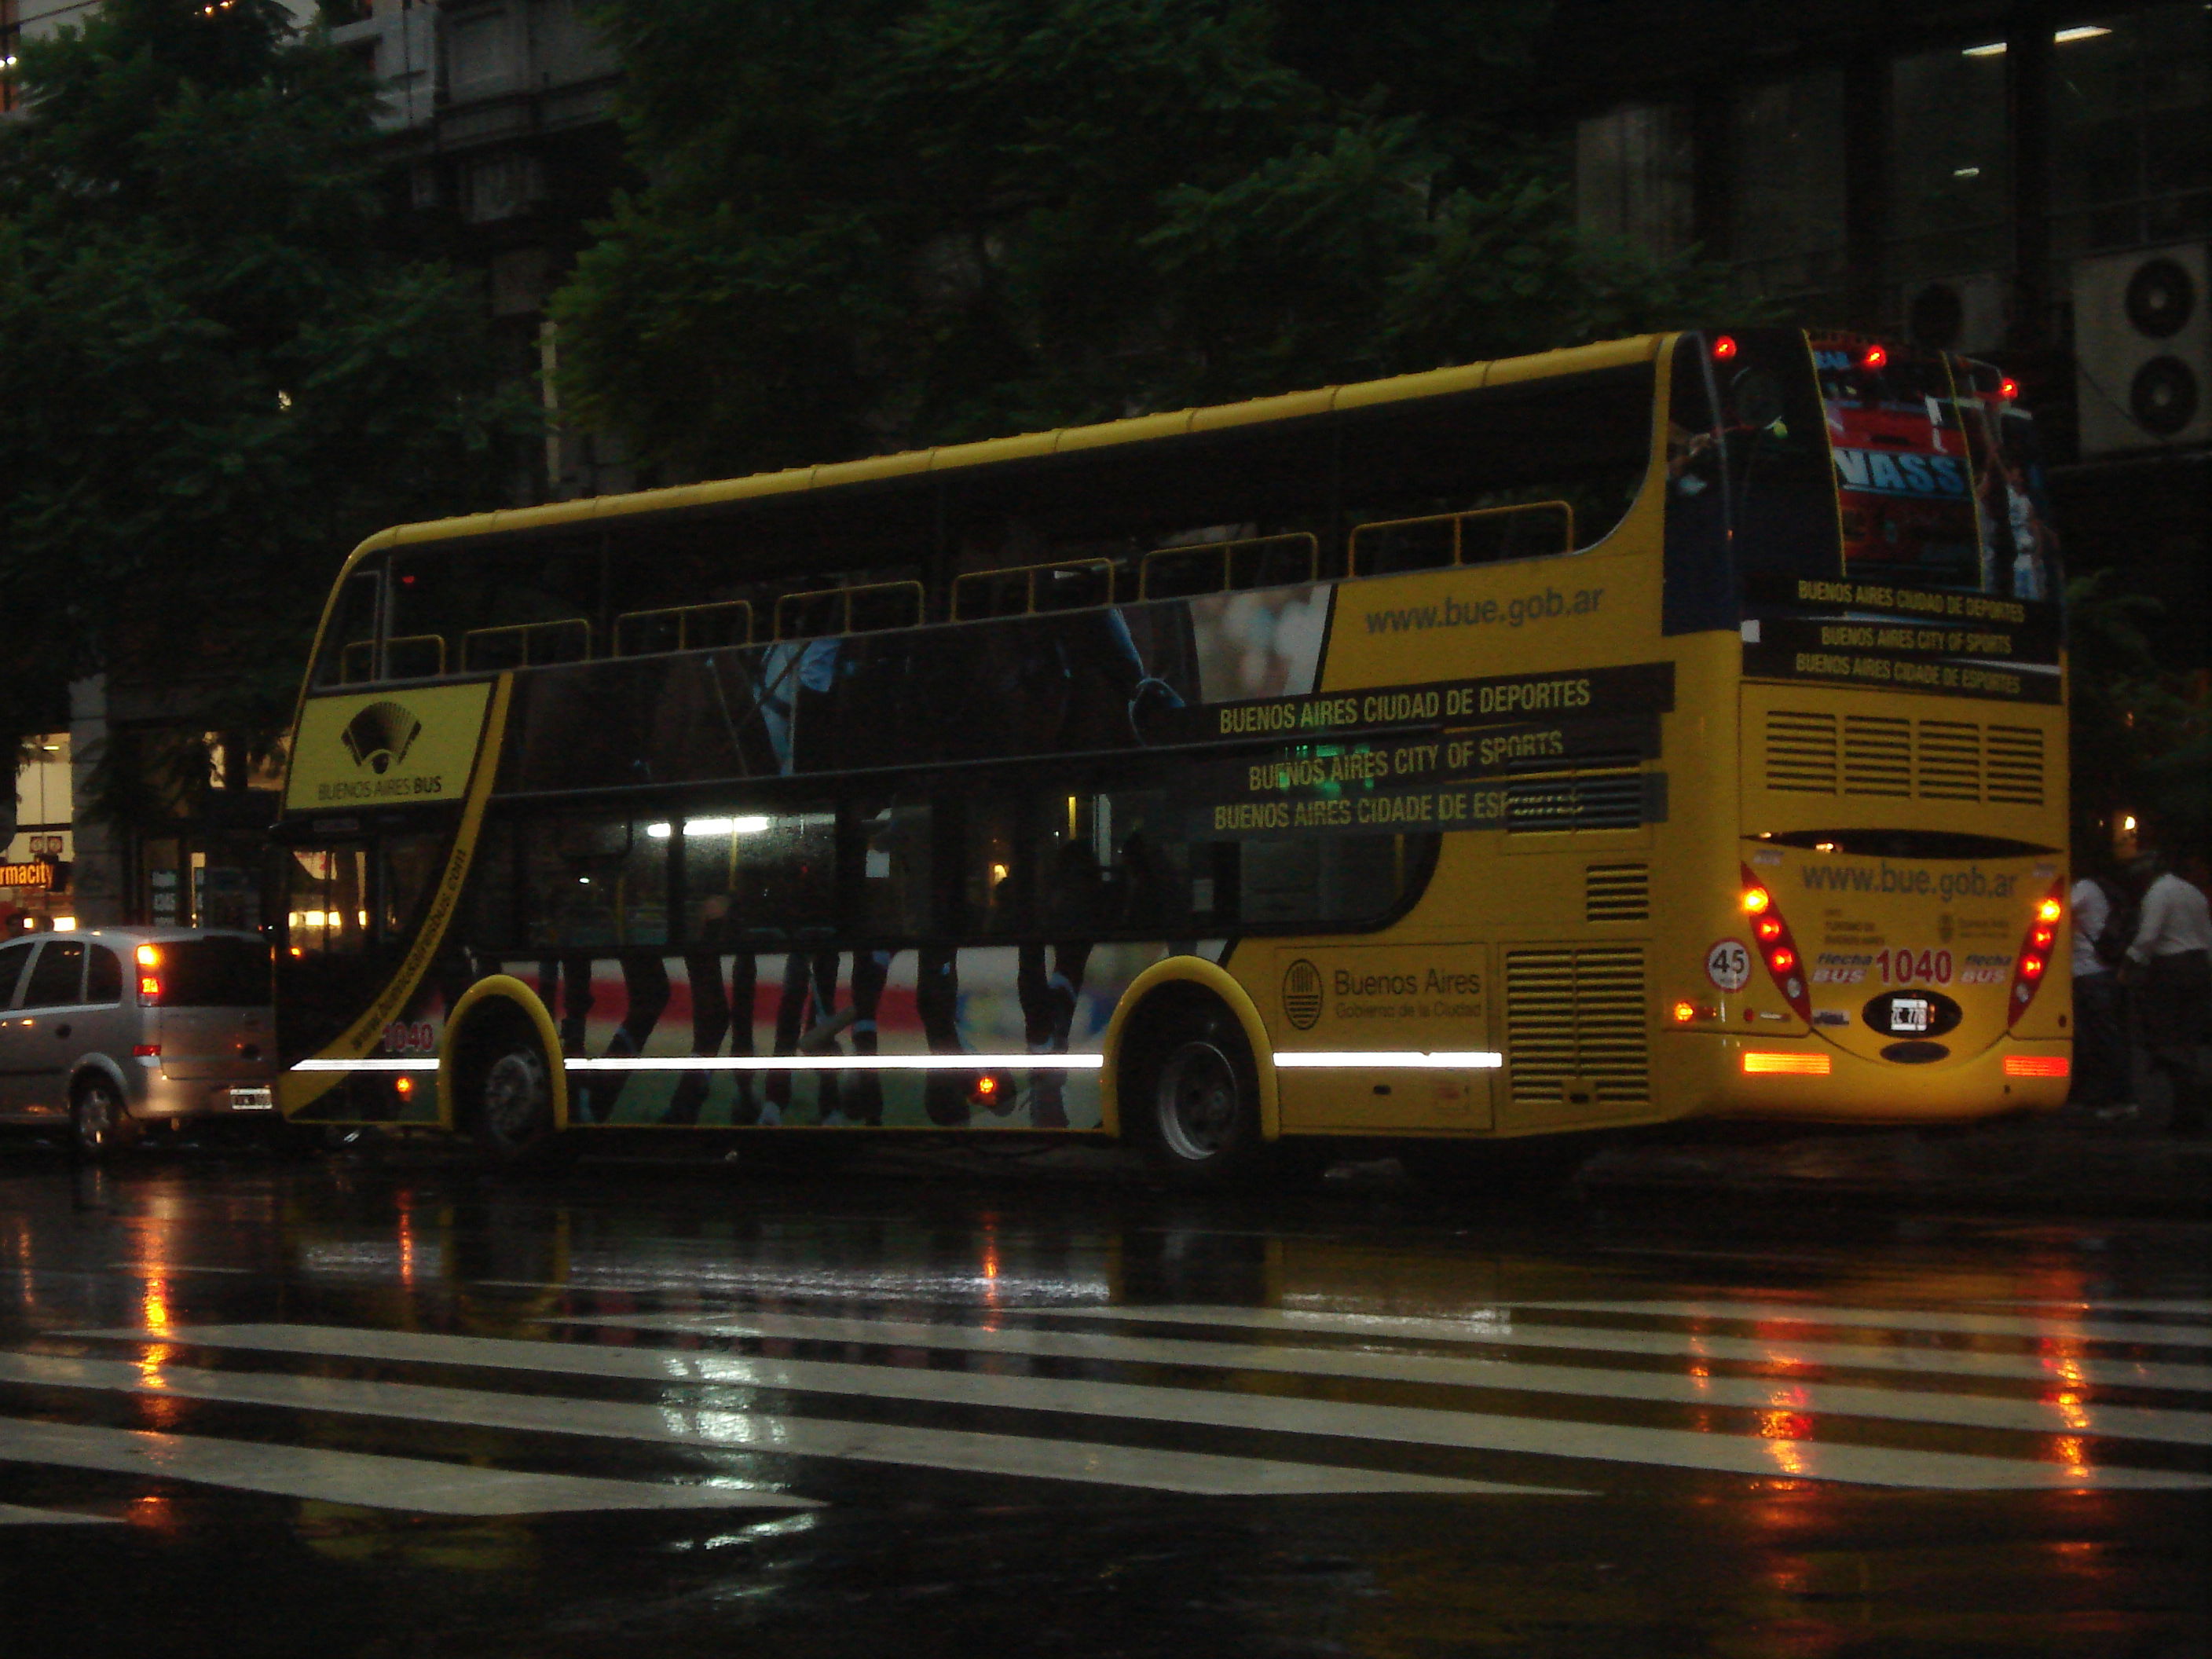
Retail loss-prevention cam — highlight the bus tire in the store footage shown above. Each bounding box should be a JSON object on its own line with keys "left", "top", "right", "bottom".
{"left": 70, "top": 1075, "right": 141, "bottom": 1163}
{"left": 1121, "top": 993, "right": 1262, "bottom": 1185}
{"left": 455, "top": 1002, "right": 558, "bottom": 1163}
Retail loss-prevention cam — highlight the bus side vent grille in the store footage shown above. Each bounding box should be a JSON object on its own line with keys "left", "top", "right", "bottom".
{"left": 1505, "top": 771, "right": 1648, "bottom": 833}
{"left": 1585, "top": 863, "right": 1650, "bottom": 924}
{"left": 1504, "top": 947, "right": 1650, "bottom": 1108}
{"left": 1915, "top": 721, "right": 1983, "bottom": 800}
{"left": 1986, "top": 726, "right": 2045, "bottom": 805}
{"left": 1763, "top": 710, "right": 1839, "bottom": 793}
{"left": 1842, "top": 716, "right": 1914, "bottom": 797}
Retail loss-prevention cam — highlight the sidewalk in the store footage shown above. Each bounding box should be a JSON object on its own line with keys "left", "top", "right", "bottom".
{"left": 1575, "top": 1107, "right": 2212, "bottom": 1217}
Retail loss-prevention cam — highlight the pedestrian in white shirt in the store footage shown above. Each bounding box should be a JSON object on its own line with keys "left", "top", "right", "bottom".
{"left": 2068, "top": 869, "right": 2134, "bottom": 1116}
{"left": 2126, "top": 853, "right": 2210, "bottom": 1134}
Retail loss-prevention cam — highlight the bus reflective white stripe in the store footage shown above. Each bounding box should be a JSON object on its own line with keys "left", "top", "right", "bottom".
{"left": 293, "top": 1058, "right": 439, "bottom": 1072}
{"left": 292, "top": 1051, "right": 1503, "bottom": 1075}
{"left": 290, "top": 1054, "right": 1104, "bottom": 1074}
{"left": 1274, "top": 1052, "right": 1503, "bottom": 1069}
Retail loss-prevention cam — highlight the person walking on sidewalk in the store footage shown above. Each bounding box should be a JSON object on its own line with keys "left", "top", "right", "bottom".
{"left": 2124, "top": 851, "right": 2210, "bottom": 1135}
{"left": 2069, "top": 863, "right": 2137, "bottom": 1119}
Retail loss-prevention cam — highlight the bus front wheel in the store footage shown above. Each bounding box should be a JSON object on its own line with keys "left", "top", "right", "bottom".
{"left": 1122, "top": 997, "right": 1262, "bottom": 1185}
{"left": 458, "top": 1005, "right": 558, "bottom": 1163}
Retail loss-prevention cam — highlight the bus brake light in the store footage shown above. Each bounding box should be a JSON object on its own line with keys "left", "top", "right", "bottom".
{"left": 2004, "top": 1054, "right": 2070, "bottom": 1078}
{"left": 1862, "top": 344, "right": 1888, "bottom": 369}
{"left": 2000, "top": 377, "right": 2020, "bottom": 400}
{"left": 2007, "top": 880, "right": 2066, "bottom": 1027}
{"left": 1712, "top": 335, "right": 1738, "bottom": 361}
{"left": 1741, "top": 867, "right": 1811, "bottom": 1021}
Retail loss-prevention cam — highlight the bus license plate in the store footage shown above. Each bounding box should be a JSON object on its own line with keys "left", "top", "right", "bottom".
{"left": 229, "top": 1086, "right": 274, "bottom": 1111}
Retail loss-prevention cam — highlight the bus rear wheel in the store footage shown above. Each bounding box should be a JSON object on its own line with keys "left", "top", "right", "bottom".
{"left": 1124, "top": 998, "right": 1262, "bottom": 1185}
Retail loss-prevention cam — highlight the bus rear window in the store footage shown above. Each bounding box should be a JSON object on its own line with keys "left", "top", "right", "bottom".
{"left": 157, "top": 939, "right": 273, "bottom": 1007}
{"left": 1814, "top": 343, "right": 2057, "bottom": 600}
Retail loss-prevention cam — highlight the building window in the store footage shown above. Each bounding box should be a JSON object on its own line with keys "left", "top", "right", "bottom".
{"left": 2051, "top": 6, "right": 2212, "bottom": 256}
{"left": 1729, "top": 71, "right": 1848, "bottom": 312}
{"left": 1576, "top": 103, "right": 1695, "bottom": 260}
{"left": 1887, "top": 45, "right": 2011, "bottom": 291}
{"left": 2, "top": 2, "right": 20, "bottom": 117}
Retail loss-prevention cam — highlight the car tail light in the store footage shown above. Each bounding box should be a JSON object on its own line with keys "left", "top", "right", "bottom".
{"left": 2007, "top": 882, "right": 2065, "bottom": 1028}
{"left": 1741, "top": 868, "right": 1811, "bottom": 1021}
{"left": 135, "top": 943, "right": 162, "bottom": 1007}
{"left": 133, "top": 1044, "right": 161, "bottom": 1058}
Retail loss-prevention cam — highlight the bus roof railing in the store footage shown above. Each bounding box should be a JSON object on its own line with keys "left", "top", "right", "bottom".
{"left": 1347, "top": 501, "right": 1574, "bottom": 577}
{"left": 461, "top": 618, "right": 591, "bottom": 672}
{"left": 342, "top": 633, "right": 446, "bottom": 683}
{"left": 950, "top": 558, "right": 1118, "bottom": 621}
{"left": 613, "top": 600, "right": 755, "bottom": 657}
{"left": 774, "top": 580, "right": 925, "bottom": 642}
{"left": 1139, "top": 531, "right": 1319, "bottom": 600}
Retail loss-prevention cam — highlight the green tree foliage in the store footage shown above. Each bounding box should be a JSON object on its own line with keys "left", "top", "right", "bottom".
{"left": 0, "top": 0, "right": 533, "bottom": 779}
{"left": 553, "top": 0, "right": 1738, "bottom": 478}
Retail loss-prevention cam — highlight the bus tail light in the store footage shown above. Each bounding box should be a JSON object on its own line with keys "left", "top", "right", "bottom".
{"left": 1741, "top": 868, "right": 1811, "bottom": 1022}
{"left": 2007, "top": 881, "right": 2066, "bottom": 1028}
{"left": 2004, "top": 1054, "right": 2070, "bottom": 1078}
{"left": 1743, "top": 1052, "right": 1831, "bottom": 1075}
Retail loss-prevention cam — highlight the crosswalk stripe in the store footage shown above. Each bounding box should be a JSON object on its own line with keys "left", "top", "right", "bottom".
{"left": 548, "top": 1310, "right": 2212, "bottom": 1448}
{"left": 0, "top": 1500, "right": 117, "bottom": 1525}
{"left": 1511, "top": 1301, "right": 2212, "bottom": 1349}
{"left": 72, "top": 1324, "right": 2212, "bottom": 1491}
{"left": 0, "top": 1350, "right": 1543, "bottom": 1498}
{"left": 1983, "top": 1300, "right": 2212, "bottom": 1319}
{"left": 0, "top": 1415, "right": 815, "bottom": 1516}
{"left": 1025, "top": 1306, "right": 2212, "bottom": 1392}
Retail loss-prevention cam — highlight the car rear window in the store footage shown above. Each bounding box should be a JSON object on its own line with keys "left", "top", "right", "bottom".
{"left": 159, "top": 939, "right": 272, "bottom": 1007}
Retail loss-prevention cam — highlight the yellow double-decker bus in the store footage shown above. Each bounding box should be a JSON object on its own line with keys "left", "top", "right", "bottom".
{"left": 272, "top": 326, "right": 2071, "bottom": 1175}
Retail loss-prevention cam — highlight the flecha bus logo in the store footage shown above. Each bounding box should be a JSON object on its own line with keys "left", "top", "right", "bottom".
{"left": 341, "top": 701, "right": 423, "bottom": 775}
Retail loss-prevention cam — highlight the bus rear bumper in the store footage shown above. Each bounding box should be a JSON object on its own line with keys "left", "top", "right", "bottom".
{"left": 1679, "top": 1037, "right": 2071, "bottom": 1126}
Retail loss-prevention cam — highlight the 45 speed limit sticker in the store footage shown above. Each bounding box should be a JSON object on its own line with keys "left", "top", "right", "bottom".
{"left": 1705, "top": 939, "right": 1752, "bottom": 992}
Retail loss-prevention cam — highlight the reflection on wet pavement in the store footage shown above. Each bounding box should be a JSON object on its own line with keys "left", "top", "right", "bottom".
{"left": 0, "top": 1155, "right": 2207, "bottom": 1656}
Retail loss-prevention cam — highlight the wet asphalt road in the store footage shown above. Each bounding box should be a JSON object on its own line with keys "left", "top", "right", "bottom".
{"left": 0, "top": 1141, "right": 2207, "bottom": 1659}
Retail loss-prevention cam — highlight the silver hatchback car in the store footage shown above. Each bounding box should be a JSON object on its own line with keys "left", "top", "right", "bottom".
{"left": 0, "top": 927, "right": 276, "bottom": 1159}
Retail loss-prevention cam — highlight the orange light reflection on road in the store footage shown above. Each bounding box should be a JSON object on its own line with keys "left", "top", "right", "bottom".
{"left": 397, "top": 1189, "right": 417, "bottom": 1292}
{"left": 2053, "top": 1435, "right": 2092, "bottom": 1481}
{"left": 2040, "top": 1342, "right": 2097, "bottom": 1445}
{"left": 126, "top": 1492, "right": 178, "bottom": 1533}
{"left": 1756, "top": 1409, "right": 1814, "bottom": 1476}
{"left": 141, "top": 1276, "right": 173, "bottom": 1335}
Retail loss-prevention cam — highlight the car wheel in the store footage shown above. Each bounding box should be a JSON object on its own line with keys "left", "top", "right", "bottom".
{"left": 71, "top": 1076, "right": 140, "bottom": 1163}
{"left": 1125, "top": 999, "right": 1262, "bottom": 1185}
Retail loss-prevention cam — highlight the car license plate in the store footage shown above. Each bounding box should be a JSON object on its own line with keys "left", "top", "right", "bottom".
{"left": 229, "top": 1086, "right": 274, "bottom": 1111}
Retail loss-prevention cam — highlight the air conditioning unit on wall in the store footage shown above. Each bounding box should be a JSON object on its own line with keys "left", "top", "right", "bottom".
{"left": 1905, "top": 273, "right": 2010, "bottom": 356}
{"left": 2072, "top": 243, "right": 2210, "bottom": 457}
